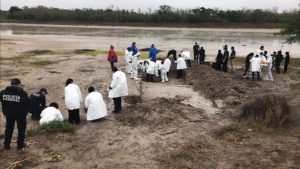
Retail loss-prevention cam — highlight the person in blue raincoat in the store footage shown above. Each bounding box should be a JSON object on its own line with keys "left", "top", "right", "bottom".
{"left": 130, "top": 42, "right": 138, "bottom": 56}
{"left": 149, "top": 44, "right": 158, "bottom": 60}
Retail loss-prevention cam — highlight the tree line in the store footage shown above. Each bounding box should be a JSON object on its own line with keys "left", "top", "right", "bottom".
{"left": 1, "top": 5, "right": 297, "bottom": 25}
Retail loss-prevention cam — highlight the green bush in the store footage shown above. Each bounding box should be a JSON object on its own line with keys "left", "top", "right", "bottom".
{"left": 31, "top": 60, "right": 53, "bottom": 66}
{"left": 27, "top": 121, "right": 76, "bottom": 136}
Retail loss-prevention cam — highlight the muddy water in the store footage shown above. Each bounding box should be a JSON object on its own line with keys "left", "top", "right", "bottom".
{"left": 1, "top": 23, "right": 300, "bottom": 59}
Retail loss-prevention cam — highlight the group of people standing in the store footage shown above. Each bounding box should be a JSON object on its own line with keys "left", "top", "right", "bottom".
{"left": 243, "top": 46, "right": 291, "bottom": 81}
{"left": 213, "top": 45, "right": 236, "bottom": 73}
{"left": 0, "top": 64, "right": 128, "bottom": 150}
{"left": 193, "top": 42, "right": 206, "bottom": 64}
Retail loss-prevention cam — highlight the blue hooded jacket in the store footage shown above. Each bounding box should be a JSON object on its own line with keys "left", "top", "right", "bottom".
{"left": 149, "top": 46, "right": 158, "bottom": 60}
{"left": 130, "top": 43, "right": 138, "bottom": 56}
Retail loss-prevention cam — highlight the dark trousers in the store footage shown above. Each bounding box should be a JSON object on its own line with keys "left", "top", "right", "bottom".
{"left": 284, "top": 63, "right": 289, "bottom": 73}
{"left": 110, "top": 60, "right": 115, "bottom": 67}
{"left": 223, "top": 61, "right": 228, "bottom": 72}
{"left": 194, "top": 53, "right": 199, "bottom": 61}
{"left": 177, "top": 69, "right": 183, "bottom": 79}
{"left": 146, "top": 74, "right": 154, "bottom": 82}
{"left": 4, "top": 116, "right": 27, "bottom": 149}
{"left": 113, "top": 97, "right": 122, "bottom": 112}
{"left": 200, "top": 56, "right": 205, "bottom": 64}
{"left": 68, "top": 109, "right": 80, "bottom": 124}
{"left": 275, "top": 63, "right": 281, "bottom": 74}
{"left": 186, "top": 60, "right": 191, "bottom": 68}
{"left": 252, "top": 72, "right": 261, "bottom": 80}
{"left": 244, "top": 64, "right": 250, "bottom": 76}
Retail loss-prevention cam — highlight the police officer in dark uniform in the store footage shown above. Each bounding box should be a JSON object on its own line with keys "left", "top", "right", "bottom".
{"left": 193, "top": 42, "right": 200, "bottom": 62}
{"left": 0, "top": 78, "right": 30, "bottom": 150}
{"left": 222, "top": 45, "right": 230, "bottom": 73}
{"left": 29, "top": 88, "right": 48, "bottom": 120}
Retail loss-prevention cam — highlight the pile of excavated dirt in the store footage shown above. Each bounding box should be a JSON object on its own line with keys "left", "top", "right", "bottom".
{"left": 240, "top": 94, "right": 290, "bottom": 126}
{"left": 116, "top": 97, "right": 207, "bottom": 128}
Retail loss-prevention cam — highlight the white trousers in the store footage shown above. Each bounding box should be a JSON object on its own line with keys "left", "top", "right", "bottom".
{"left": 161, "top": 70, "right": 168, "bottom": 82}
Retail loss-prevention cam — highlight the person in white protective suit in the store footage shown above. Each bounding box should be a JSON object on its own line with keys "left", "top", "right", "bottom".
{"left": 160, "top": 56, "right": 171, "bottom": 83}
{"left": 130, "top": 52, "right": 141, "bottom": 80}
{"left": 181, "top": 51, "right": 191, "bottom": 68}
{"left": 146, "top": 59, "right": 157, "bottom": 82}
{"left": 64, "top": 78, "right": 82, "bottom": 124}
{"left": 257, "top": 45, "right": 265, "bottom": 58}
{"left": 124, "top": 47, "right": 132, "bottom": 74}
{"left": 264, "top": 51, "right": 273, "bottom": 81}
{"left": 39, "top": 102, "right": 64, "bottom": 125}
{"left": 109, "top": 66, "right": 128, "bottom": 113}
{"left": 250, "top": 54, "right": 262, "bottom": 81}
{"left": 85, "top": 86, "right": 107, "bottom": 121}
{"left": 175, "top": 54, "right": 187, "bottom": 79}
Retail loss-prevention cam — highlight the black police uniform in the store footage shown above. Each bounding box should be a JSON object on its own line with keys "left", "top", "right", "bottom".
{"left": 0, "top": 86, "right": 30, "bottom": 149}
{"left": 29, "top": 92, "right": 46, "bottom": 120}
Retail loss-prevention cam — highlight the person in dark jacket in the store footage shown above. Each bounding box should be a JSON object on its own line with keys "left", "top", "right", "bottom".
{"left": 275, "top": 50, "right": 284, "bottom": 74}
{"left": 222, "top": 46, "right": 229, "bottom": 72}
{"left": 193, "top": 42, "right": 200, "bottom": 61}
{"left": 244, "top": 53, "right": 254, "bottom": 76}
{"left": 167, "top": 49, "right": 177, "bottom": 60}
{"left": 0, "top": 78, "right": 30, "bottom": 150}
{"left": 230, "top": 46, "right": 236, "bottom": 72}
{"left": 199, "top": 47, "right": 206, "bottom": 64}
{"left": 215, "top": 50, "right": 223, "bottom": 71}
{"left": 284, "top": 52, "right": 290, "bottom": 73}
{"left": 29, "top": 88, "right": 48, "bottom": 120}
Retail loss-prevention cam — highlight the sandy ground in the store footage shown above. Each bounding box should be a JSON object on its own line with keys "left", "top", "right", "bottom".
{"left": 0, "top": 29, "right": 300, "bottom": 169}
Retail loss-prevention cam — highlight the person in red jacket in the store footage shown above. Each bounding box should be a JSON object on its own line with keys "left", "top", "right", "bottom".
{"left": 107, "top": 45, "right": 118, "bottom": 68}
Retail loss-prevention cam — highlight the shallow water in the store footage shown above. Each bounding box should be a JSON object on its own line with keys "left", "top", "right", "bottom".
{"left": 1, "top": 23, "right": 299, "bottom": 58}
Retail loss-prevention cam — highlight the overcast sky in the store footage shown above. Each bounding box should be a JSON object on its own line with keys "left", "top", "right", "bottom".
{"left": 1, "top": 0, "right": 299, "bottom": 12}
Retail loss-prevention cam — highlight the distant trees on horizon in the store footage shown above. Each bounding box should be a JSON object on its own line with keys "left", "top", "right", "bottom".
{"left": 1, "top": 5, "right": 297, "bottom": 26}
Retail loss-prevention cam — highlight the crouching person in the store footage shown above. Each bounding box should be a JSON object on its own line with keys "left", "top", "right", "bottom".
{"left": 39, "top": 102, "right": 63, "bottom": 125}
{"left": 85, "top": 86, "right": 107, "bottom": 121}
{"left": 29, "top": 88, "right": 48, "bottom": 120}
{"left": 109, "top": 66, "right": 128, "bottom": 113}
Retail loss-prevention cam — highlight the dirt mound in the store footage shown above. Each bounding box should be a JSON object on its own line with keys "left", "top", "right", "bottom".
{"left": 116, "top": 97, "right": 205, "bottom": 128}
{"left": 240, "top": 94, "right": 290, "bottom": 126}
{"left": 186, "top": 64, "right": 246, "bottom": 100}
{"left": 124, "top": 95, "right": 143, "bottom": 104}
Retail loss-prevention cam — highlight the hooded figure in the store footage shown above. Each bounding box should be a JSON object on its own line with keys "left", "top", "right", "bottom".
{"left": 0, "top": 78, "right": 30, "bottom": 150}
{"left": 181, "top": 51, "right": 191, "bottom": 68}
{"left": 222, "top": 46, "right": 229, "bottom": 72}
{"left": 146, "top": 59, "right": 157, "bottom": 82}
{"left": 175, "top": 54, "right": 187, "bottom": 79}
{"left": 130, "top": 42, "right": 138, "bottom": 56}
{"left": 29, "top": 88, "right": 47, "bottom": 120}
{"left": 85, "top": 87, "right": 107, "bottom": 121}
{"left": 265, "top": 51, "right": 273, "bottom": 81}
{"left": 199, "top": 47, "right": 206, "bottom": 64}
{"left": 244, "top": 53, "right": 254, "bottom": 76}
{"left": 250, "top": 55, "right": 262, "bottom": 80}
{"left": 149, "top": 44, "right": 159, "bottom": 60}
{"left": 215, "top": 50, "right": 223, "bottom": 71}
{"left": 64, "top": 79, "right": 82, "bottom": 124}
{"left": 275, "top": 51, "right": 284, "bottom": 74}
{"left": 193, "top": 42, "right": 200, "bottom": 61}
{"left": 160, "top": 56, "right": 172, "bottom": 83}
{"left": 39, "top": 102, "right": 63, "bottom": 125}
{"left": 107, "top": 45, "right": 118, "bottom": 67}
{"left": 284, "top": 52, "right": 290, "bottom": 73}
{"left": 109, "top": 66, "right": 128, "bottom": 113}
{"left": 131, "top": 52, "right": 141, "bottom": 80}
{"left": 124, "top": 47, "right": 132, "bottom": 74}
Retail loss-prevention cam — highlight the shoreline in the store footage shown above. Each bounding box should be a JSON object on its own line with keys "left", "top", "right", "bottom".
{"left": 0, "top": 21, "right": 283, "bottom": 31}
